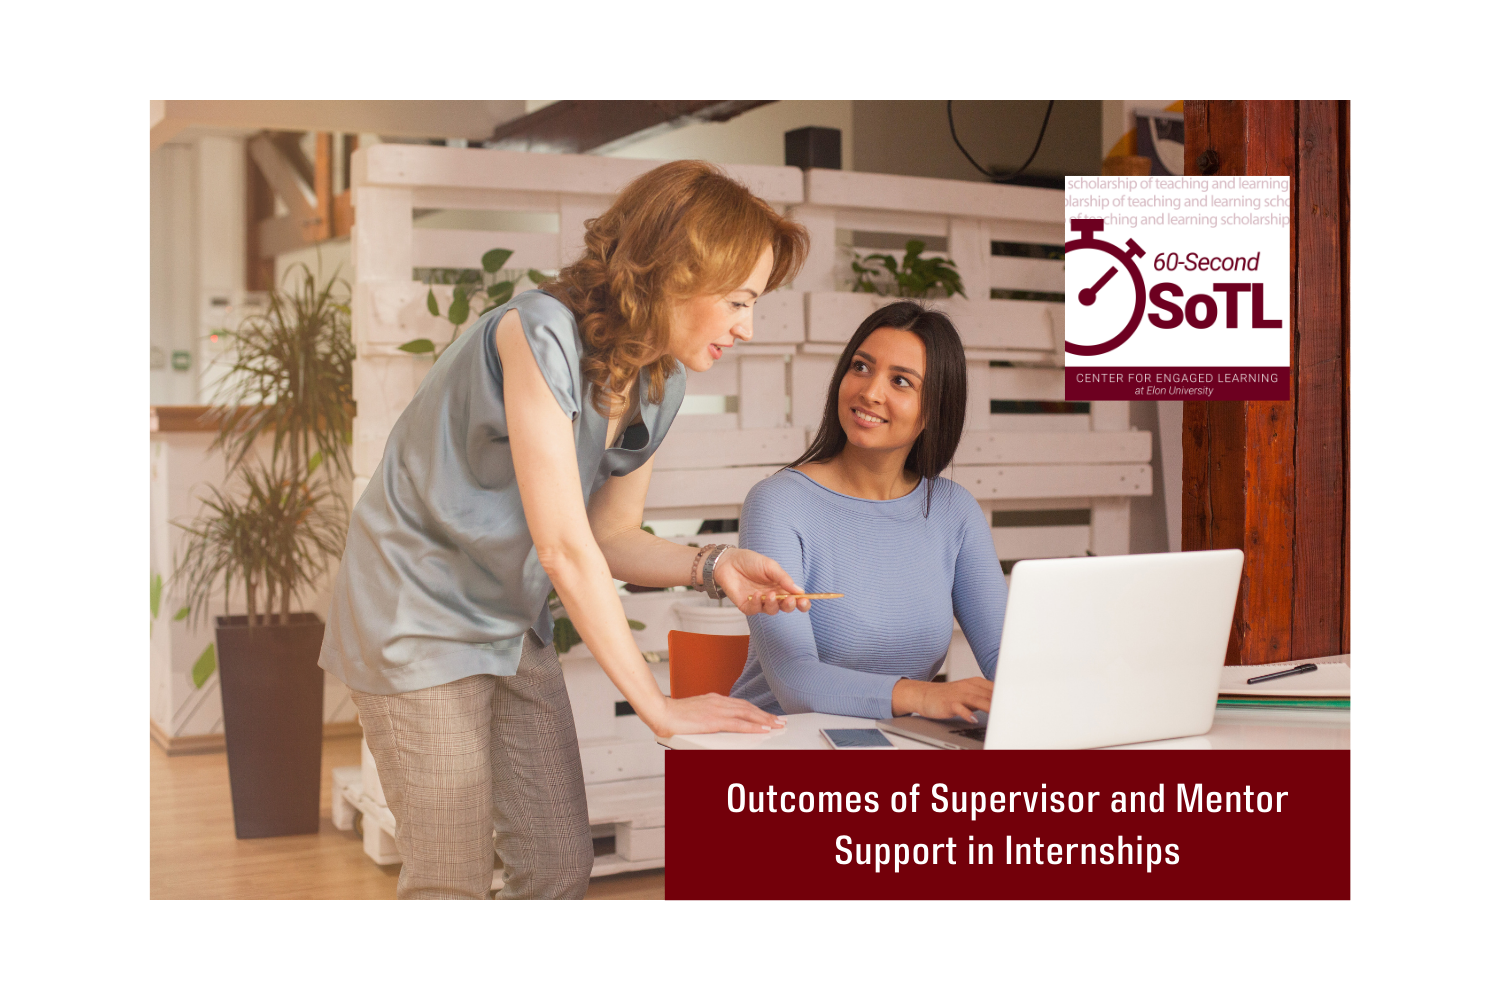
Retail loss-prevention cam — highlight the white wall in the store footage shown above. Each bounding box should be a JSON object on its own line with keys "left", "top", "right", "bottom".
{"left": 604, "top": 100, "right": 853, "bottom": 171}
{"left": 150, "top": 134, "right": 249, "bottom": 406}
{"left": 150, "top": 144, "right": 198, "bottom": 405}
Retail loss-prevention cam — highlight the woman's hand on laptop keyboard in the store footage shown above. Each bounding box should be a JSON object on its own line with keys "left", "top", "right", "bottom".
{"left": 891, "top": 677, "right": 993, "bottom": 723}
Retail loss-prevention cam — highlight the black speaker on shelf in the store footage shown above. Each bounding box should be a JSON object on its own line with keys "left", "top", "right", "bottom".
{"left": 785, "top": 126, "right": 841, "bottom": 170}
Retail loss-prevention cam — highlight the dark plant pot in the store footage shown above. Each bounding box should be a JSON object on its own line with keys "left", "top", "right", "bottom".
{"left": 215, "top": 613, "right": 326, "bottom": 839}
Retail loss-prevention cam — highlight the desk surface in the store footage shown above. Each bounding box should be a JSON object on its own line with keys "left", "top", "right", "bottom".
{"left": 658, "top": 706, "right": 1349, "bottom": 751}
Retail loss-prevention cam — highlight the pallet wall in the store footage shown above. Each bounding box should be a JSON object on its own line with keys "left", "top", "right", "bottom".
{"left": 345, "top": 146, "right": 1156, "bottom": 789}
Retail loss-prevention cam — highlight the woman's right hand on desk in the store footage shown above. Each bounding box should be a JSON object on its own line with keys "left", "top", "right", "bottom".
{"left": 651, "top": 694, "right": 786, "bottom": 738}
{"left": 892, "top": 677, "right": 993, "bottom": 724}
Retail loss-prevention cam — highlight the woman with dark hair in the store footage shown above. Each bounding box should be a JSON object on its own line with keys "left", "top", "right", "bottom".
{"left": 729, "top": 300, "right": 1008, "bottom": 721}
{"left": 320, "top": 161, "right": 813, "bottom": 899}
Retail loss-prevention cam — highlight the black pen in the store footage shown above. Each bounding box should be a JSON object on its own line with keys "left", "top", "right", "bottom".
{"left": 1247, "top": 663, "right": 1318, "bottom": 685}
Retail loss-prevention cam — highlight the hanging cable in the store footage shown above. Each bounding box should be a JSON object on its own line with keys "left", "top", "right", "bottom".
{"left": 947, "top": 100, "right": 1055, "bottom": 183}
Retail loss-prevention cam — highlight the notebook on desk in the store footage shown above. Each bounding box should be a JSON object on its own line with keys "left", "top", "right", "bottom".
{"left": 1219, "top": 655, "right": 1350, "bottom": 698}
{"left": 878, "top": 549, "right": 1245, "bottom": 750}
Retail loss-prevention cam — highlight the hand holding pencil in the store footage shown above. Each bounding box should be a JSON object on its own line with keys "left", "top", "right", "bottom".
{"left": 710, "top": 548, "right": 833, "bottom": 616}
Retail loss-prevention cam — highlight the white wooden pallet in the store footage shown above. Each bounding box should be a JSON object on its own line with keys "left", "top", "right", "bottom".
{"left": 331, "top": 766, "right": 665, "bottom": 886}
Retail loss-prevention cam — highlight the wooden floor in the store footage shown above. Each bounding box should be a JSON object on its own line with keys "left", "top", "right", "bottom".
{"left": 150, "top": 734, "right": 666, "bottom": 900}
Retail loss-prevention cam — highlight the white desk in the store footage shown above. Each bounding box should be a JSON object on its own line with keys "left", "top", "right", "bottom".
{"left": 658, "top": 706, "right": 1349, "bottom": 751}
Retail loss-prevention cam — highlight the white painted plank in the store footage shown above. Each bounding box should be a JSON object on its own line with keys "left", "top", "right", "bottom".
{"left": 988, "top": 413, "right": 1092, "bottom": 433}
{"left": 653, "top": 427, "right": 804, "bottom": 470}
{"left": 737, "top": 355, "right": 788, "bottom": 428}
{"left": 670, "top": 413, "right": 739, "bottom": 433}
{"left": 991, "top": 525, "right": 1093, "bottom": 560}
{"left": 645, "top": 466, "right": 779, "bottom": 509}
{"left": 806, "top": 291, "right": 877, "bottom": 343}
{"left": 751, "top": 289, "right": 804, "bottom": 345}
{"left": 1090, "top": 497, "right": 1131, "bottom": 556}
{"left": 352, "top": 186, "right": 412, "bottom": 282}
{"left": 989, "top": 255, "right": 1065, "bottom": 293}
{"left": 952, "top": 431, "right": 1152, "bottom": 466}
{"left": 641, "top": 503, "right": 742, "bottom": 522}
{"left": 965, "top": 359, "right": 990, "bottom": 437}
{"left": 987, "top": 218, "right": 1067, "bottom": 246}
{"left": 987, "top": 365, "right": 1065, "bottom": 401}
{"left": 950, "top": 464, "right": 1152, "bottom": 500}
{"left": 786, "top": 204, "right": 838, "bottom": 293}
{"left": 1091, "top": 401, "right": 1130, "bottom": 432}
{"left": 358, "top": 144, "right": 803, "bottom": 203}
{"left": 791, "top": 353, "right": 839, "bottom": 432}
{"left": 682, "top": 358, "right": 738, "bottom": 397}
{"left": 410, "top": 228, "right": 559, "bottom": 271}
{"left": 616, "top": 823, "right": 666, "bottom": 862}
{"left": 834, "top": 208, "right": 951, "bottom": 237}
{"left": 411, "top": 188, "right": 559, "bottom": 213}
{"left": 947, "top": 217, "right": 988, "bottom": 305}
{"left": 352, "top": 279, "right": 455, "bottom": 348}
{"left": 563, "top": 662, "right": 626, "bottom": 741}
{"left": 558, "top": 193, "right": 612, "bottom": 272}
{"left": 579, "top": 737, "right": 665, "bottom": 783}
{"left": 805, "top": 167, "right": 1062, "bottom": 223}
{"left": 586, "top": 776, "right": 667, "bottom": 828}
{"left": 806, "top": 292, "right": 1054, "bottom": 352}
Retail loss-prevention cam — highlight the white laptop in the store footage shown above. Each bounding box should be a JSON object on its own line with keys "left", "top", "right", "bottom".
{"left": 878, "top": 549, "right": 1244, "bottom": 750}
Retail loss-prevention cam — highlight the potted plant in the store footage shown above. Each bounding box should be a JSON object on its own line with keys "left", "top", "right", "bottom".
{"left": 850, "top": 239, "right": 966, "bottom": 299}
{"left": 171, "top": 264, "right": 354, "bottom": 838}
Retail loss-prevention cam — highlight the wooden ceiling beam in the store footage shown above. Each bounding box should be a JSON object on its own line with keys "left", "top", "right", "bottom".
{"left": 487, "top": 100, "right": 774, "bottom": 154}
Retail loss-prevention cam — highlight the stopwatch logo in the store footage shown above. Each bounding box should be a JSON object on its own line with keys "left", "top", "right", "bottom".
{"left": 1065, "top": 218, "right": 1147, "bottom": 356}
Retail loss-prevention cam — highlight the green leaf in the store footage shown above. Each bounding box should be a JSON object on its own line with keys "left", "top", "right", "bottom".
{"left": 481, "top": 248, "right": 513, "bottom": 272}
{"left": 192, "top": 643, "right": 217, "bottom": 689}
{"left": 307, "top": 451, "right": 324, "bottom": 475}
{"left": 173, "top": 606, "right": 189, "bottom": 621}
{"left": 627, "top": 619, "right": 646, "bottom": 631}
{"left": 552, "top": 617, "right": 581, "bottom": 654}
{"left": 151, "top": 573, "right": 163, "bottom": 620}
{"left": 527, "top": 269, "right": 549, "bottom": 286}
{"left": 486, "top": 281, "right": 515, "bottom": 302}
{"left": 398, "top": 338, "right": 436, "bottom": 354}
{"left": 426, "top": 288, "right": 440, "bottom": 316}
{"left": 448, "top": 292, "right": 470, "bottom": 325}
{"left": 640, "top": 524, "right": 655, "bottom": 535}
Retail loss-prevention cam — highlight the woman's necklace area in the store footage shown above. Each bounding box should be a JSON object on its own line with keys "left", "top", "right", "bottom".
{"left": 607, "top": 381, "right": 641, "bottom": 449}
{"left": 807, "top": 457, "right": 918, "bottom": 502}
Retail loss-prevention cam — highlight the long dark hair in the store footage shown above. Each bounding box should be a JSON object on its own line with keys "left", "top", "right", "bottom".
{"left": 789, "top": 300, "right": 968, "bottom": 515}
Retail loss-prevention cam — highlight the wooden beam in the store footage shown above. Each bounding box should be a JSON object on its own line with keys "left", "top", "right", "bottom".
{"left": 1292, "top": 100, "right": 1348, "bottom": 658}
{"left": 487, "top": 100, "right": 773, "bottom": 154}
{"left": 247, "top": 131, "right": 340, "bottom": 281}
{"left": 149, "top": 100, "right": 527, "bottom": 144}
{"left": 248, "top": 134, "right": 316, "bottom": 222}
{"left": 246, "top": 141, "right": 276, "bottom": 291}
{"left": 1181, "top": 100, "right": 1349, "bottom": 665}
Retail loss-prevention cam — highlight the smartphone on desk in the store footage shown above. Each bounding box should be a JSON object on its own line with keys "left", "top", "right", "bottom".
{"left": 820, "top": 728, "right": 896, "bottom": 750}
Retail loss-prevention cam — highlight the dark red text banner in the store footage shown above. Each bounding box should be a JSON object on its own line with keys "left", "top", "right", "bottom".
{"left": 1065, "top": 367, "right": 1291, "bottom": 401}
{"left": 666, "top": 750, "right": 1348, "bottom": 900}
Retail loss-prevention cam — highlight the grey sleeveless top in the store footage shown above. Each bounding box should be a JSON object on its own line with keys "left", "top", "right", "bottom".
{"left": 320, "top": 290, "right": 686, "bottom": 694}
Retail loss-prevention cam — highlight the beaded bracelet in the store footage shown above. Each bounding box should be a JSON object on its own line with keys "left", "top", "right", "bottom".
{"left": 689, "top": 544, "right": 713, "bottom": 591}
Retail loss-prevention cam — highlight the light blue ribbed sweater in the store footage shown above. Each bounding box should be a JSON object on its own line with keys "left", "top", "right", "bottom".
{"left": 729, "top": 468, "right": 1008, "bottom": 718}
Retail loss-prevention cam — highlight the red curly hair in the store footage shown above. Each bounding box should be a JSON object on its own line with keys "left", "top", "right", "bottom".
{"left": 543, "top": 160, "right": 808, "bottom": 416}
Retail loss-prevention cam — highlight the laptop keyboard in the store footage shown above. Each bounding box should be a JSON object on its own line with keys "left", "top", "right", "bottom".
{"left": 950, "top": 726, "right": 988, "bottom": 741}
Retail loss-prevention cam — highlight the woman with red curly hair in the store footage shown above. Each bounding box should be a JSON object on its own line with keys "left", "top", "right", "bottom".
{"left": 320, "top": 161, "right": 811, "bottom": 899}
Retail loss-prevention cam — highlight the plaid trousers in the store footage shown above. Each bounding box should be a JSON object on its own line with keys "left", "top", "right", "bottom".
{"left": 351, "top": 631, "right": 593, "bottom": 899}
